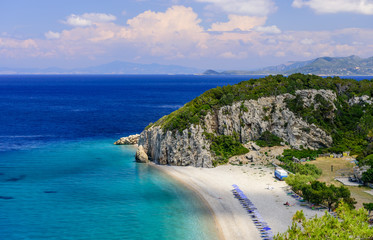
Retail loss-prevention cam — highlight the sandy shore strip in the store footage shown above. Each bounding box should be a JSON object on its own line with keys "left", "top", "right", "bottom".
{"left": 153, "top": 163, "right": 321, "bottom": 240}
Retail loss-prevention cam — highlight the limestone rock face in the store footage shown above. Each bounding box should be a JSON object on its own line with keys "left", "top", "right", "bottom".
{"left": 135, "top": 146, "right": 149, "bottom": 163}
{"left": 138, "top": 90, "right": 335, "bottom": 168}
{"left": 138, "top": 125, "right": 213, "bottom": 167}
{"left": 114, "top": 134, "right": 140, "bottom": 145}
{"left": 348, "top": 95, "right": 372, "bottom": 106}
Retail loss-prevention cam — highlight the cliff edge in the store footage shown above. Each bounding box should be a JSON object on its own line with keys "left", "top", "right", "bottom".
{"left": 136, "top": 74, "right": 373, "bottom": 168}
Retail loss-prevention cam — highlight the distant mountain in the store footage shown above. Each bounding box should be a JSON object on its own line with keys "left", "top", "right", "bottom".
{"left": 204, "top": 56, "right": 373, "bottom": 76}
{"left": 0, "top": 61, "right": 201, "bottom": 75}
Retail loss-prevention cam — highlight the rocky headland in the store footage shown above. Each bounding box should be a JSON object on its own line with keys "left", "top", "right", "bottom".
{"left": 137, "top": 89, "right": 334, "bottom": 167}
{"left": 115, "top": 74, "right": 373, "bottom": 171}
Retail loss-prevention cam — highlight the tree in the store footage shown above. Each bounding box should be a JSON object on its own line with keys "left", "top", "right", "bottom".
{"left": 363, "top": 203, "right": 373, "bottom": 215}
{"left": 285, "top": 174, "right": 316, "bottom": 194}
{"left": 275, "top": 202, "right": 373, "bottom": 240}
{"left": 301, "top": 181, "right": 355, "bottom": 211}
{"left": 362, "top": 168, "right": 373, "bottom": 183}
{"left": 323, "top": 185, "right": 339, "bottom": 212}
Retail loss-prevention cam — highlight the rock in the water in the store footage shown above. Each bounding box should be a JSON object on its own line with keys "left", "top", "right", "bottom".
{"left": 135, "top": 146, "right": 149, "bottom": 163}
{"left": 114, "top": 134, "right": 140, "bottom": 145}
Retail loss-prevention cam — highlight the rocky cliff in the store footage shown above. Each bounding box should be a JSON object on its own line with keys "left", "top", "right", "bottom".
{"left": 137, "top": 89, "right": 335, "bottom": 167}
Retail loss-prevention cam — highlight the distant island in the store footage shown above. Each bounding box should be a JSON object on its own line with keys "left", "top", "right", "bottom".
{"left": 204, "top": 55, "right": 373, "bottom": 76}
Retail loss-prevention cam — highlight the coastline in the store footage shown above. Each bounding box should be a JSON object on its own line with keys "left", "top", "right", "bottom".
{"left": 149, "top": 162, "right": 225, "bottom": 240}
{"left": 150, "top": 163, "right": 321, "bottom": 240}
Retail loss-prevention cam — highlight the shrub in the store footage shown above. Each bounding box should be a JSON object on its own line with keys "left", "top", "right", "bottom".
{"left": 256, "top": 131, "right": 283, "bottom": 147}
{"left": 206, "top": 133, "right": 249, "bottom": 167}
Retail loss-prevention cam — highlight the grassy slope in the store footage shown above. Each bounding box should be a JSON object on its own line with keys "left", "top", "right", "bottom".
{"left": 308, "top": 156, "right": 373, "bottom": 208}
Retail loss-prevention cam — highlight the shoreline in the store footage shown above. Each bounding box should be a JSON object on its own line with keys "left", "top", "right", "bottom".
{"left": 150, "top": 163, "right": 321, "bottom": 240}
{"left": 150, "top": 162, "right": 225, "bottom": 240}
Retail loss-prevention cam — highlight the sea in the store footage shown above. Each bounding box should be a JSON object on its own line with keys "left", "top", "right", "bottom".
{"left": 0, "top": 74, "right": 371, "bottom": 240}
{"left": 0, "top": 74, "right": 262, "bottom": 240}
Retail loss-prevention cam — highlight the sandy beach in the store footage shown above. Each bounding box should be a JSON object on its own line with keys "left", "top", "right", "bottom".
{"left": 153, "top": 163, "right": 321, "bottom": 240}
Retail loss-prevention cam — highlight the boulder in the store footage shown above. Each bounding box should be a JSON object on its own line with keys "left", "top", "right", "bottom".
{"left": 251, "top": 142, "right": 261, "bottom": 151}
{"left": 114, "top": 134, "right": 140, "bottom": 145}
{"left": 135, "top": 146, "right": 149, "bottom": 163}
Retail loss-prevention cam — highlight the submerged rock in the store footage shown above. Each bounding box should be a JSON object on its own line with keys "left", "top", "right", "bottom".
{"left": 114, "top": 134, "right": 140, "bottom": 145}
{"left": 135, "top": 146, "right": 149, "bottom": 163}
{"left": 0, "top": 196, "right": 14, "bottom": 200}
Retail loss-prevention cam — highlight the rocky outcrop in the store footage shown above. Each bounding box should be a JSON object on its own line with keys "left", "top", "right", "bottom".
{"left": 138, "top": 125, "right": 213, "bottom": 167}
{"left": 348, "top": 95, "right": 372, "bottom": 106}
{"left": 114, "top": 134, "right": 140, "bottom": 145}
{"left": 135, "top": 146, "right": 149, "bottom": 163}
{"left": 138, "top": 90, "right": 336, "bottom": 167}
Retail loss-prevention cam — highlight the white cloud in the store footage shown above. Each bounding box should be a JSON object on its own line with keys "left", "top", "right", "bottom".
{"left": 118, "top": 6, "right": 209, "bottom": 57}
{"left": 195, "top": 0, "right": 277, "bottom": 16}
{"left": 292, "top": 0, "right": 373, "bottom": 15}
{"left": 300, "top": 38, "right": 314, "bottom": 45}
{"left": 64, "top": 13, "right": 117, "bottom": 27}
{"left": 209, "top": 15, "right": 266, "bottom": 31}
{"left": 1, "top": 6, "right": 373, "bottom": 67}
{"left": 0, "top": 38, "right": 37, "bottom": 49}
{"left": 253, "top": 25, "right": 281, "bottom": 34}
{"left": 44, "top": 31, "right": 60, "bottom": 39}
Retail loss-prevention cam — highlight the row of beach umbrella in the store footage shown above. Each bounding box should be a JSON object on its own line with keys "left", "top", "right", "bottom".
{"left": 232, "top": 184, "right": 274, "bottom": 240}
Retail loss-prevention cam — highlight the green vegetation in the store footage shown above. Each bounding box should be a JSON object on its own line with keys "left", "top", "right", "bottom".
{"left": 204, "top": 132, "right": 249, "bottom": 167}
{"left": 279, "top": 149, "right": 322, "bottom": 161}
{"left": 360, "top": 154, "right": 373, "bottom": 167}
{"left": 362, "top": 168, "right": 373, "bottom": 183}
{"left": 286, "top": 174, "right": 355, "bottom": 212}
{"left": 156, "top": 74, "right": 372, "bottom": 132}
{"left": 302, "top": 181, "right": 355, "bottom": 211}
{"left": 285, "top": 174, "right": 317, "bottom": 194}
{"left": 255, "top": 130, "right": 283, "bottom": 147}
{"left": 363, "top": 202, "right": 373, "bottom": 215}
{"left": 150, "top": 73, "right": 373, "bottom": 164}
{"left": 277, "top": 149, "right": 323, "bottom": 177}
{"left": 275, "top": 201, "right": 373, "bottom": 240}
{"left": 283, "top": 163, "right": 322, "bottom": 178}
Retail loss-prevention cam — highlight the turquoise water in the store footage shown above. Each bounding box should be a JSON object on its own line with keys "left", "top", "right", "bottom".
{"left": 0, "top": 139, "right": 218, "bottom": 240}
{"left": 1, "top": 75, "right": 254, "bottom": 240}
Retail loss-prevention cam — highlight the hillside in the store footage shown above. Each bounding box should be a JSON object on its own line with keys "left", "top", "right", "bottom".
{"left": 204, "top": 56, "right": 373, "bottom": 76}
{"left": 137, "top": 74, "right": 373, "bottom": 168}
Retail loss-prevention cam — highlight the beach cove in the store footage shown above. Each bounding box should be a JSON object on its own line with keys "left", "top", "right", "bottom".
{"left": 152, "top": 163, "right": 321, "bottom": 240}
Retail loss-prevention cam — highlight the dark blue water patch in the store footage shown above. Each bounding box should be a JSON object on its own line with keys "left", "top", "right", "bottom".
{"left": 0, "top": 75, "right": 260, "bottom": 152}
{"left": 339, "top": 76, "right": 373, "bottom": 81}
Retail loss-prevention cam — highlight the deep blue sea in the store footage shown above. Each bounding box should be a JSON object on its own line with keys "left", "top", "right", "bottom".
{"left": 0, "top": 74, "right": 262, "bottom": 240}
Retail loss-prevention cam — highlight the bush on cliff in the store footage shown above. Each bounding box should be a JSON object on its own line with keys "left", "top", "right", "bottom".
{"left": 255, "top": 130, "right": 284, "bottom": 147}
{"left": 204, "top": 132, "right": 249, "bottom": 167}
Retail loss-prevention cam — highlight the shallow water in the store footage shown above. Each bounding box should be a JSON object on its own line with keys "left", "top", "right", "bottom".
{"left": 0, "top": 75, "right": 255, "bottom": 240}
{"left": 0, "top": 139, "right": 218, "bottom": 240}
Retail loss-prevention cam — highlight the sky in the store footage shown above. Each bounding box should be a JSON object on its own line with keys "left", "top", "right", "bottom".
{"left": 1, "top": 0, "right": 373, "bottom": 70}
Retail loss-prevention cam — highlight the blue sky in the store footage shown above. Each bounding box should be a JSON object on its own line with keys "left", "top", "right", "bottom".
{"left": 1, "top": 0, "right": 373, "bottom": 70}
